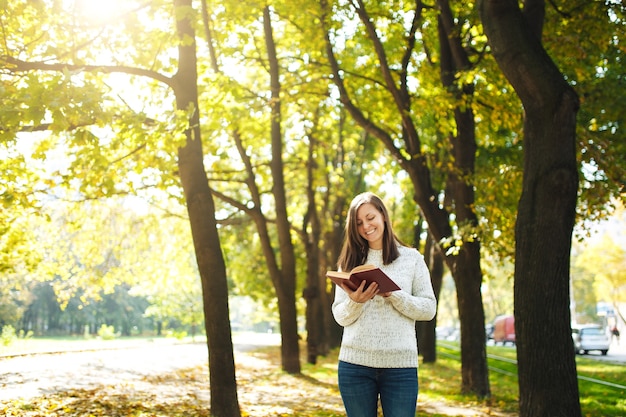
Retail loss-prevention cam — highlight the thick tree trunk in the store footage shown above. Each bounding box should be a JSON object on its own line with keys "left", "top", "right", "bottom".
{"left": 264, "top": 6, "right": 301, "bottom": 374}
{"left": 173, "top": 1, "right": 240, "bottom": 416}
{"left": 479, "top": 0, "right": 581, "bottom": 415}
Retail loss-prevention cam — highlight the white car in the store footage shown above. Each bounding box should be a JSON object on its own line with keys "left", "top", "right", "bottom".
{"left": 572, "top": 324, "right": 610, "bottom": 355}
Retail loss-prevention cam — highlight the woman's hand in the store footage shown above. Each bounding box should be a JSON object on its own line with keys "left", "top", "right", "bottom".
{"left": 341, "top": 280, "right": 379, "bottom": 303}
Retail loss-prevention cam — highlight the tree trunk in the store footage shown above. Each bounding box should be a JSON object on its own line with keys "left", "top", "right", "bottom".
{"left": 264, "top": 6, "right": 301, "bottom": 374}
{"left": 479, "top": 0, "right": 581, "bottom": 415}
{"left": 210, "top": 7, "right": 302, "bottom": 374}
{"left": 325, "top": 192, "right": 349, "bottom": 349}
{"left": 173, "top": 1, "right": 240, "bottom": 416}
{"left": 303, "top": 128, "right": 329, "bottom": 364}
{"left": 228, "top": 129, "right": 302, "bottom": 375}
{"left": 303, "top": 244, "right": 325, "bottom": 364}
{"left": 418, "top": 232, "right": 444, "bottom": 363}
{"left": 436, "top": 1, "right": 490, "bottom": 395}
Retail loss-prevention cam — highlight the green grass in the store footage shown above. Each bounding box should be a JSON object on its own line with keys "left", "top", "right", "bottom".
{"left": 434, "top": 342, "right": 626, "bottom": 416}
{"left": 575, "top": 356, "right": 626, "bottom": 415}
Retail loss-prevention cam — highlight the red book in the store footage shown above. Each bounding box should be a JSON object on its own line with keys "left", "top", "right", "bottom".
{"left": 327, "top": 264, "right": 400, "bottom": 293}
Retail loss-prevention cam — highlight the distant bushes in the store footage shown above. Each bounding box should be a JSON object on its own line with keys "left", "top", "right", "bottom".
{"left": 1, "top": 325, "right": 33, "bottom": 346}
{"left": 97, "top": 324, "right": 117, "bottom": 340}
{"left": 1, "top": 325, "right": 16, "bottom": 346}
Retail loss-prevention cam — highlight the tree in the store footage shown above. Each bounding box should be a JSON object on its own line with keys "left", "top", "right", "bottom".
{"left": 479, "top": 0, "right": 581, "bottom": 415}
{"left": 1, "top": 0, "right": 241, "bottom": 414}
{"left": 201, "top": 5, "right": 303, "bottom": 373}
{"left": 170, "top": 1, "right": 240, "bottom": 414}
{"left": 300, "top": 115, "right": 330, "bottom": 364}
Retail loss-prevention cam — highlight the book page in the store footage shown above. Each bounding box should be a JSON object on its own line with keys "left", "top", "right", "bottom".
{"left": 350, "top": 264, "right": 377, "bottom": 274}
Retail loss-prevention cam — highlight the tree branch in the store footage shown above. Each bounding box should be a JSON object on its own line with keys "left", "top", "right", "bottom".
{"left": 1, "top": 56, "right": 174, "bottom": 88}
{"left": 318, "top": 0, "right": 406, "bottom": 165}
{"left": 8, "top": 116, "right": 158, "bottom": 135}
{"left": 352, "top": 0, "right": 424, "bottom": 158}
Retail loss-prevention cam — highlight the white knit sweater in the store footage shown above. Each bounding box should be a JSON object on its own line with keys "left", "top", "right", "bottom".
{"left": 332, "top": 246, "right": 437, "bottom": 368}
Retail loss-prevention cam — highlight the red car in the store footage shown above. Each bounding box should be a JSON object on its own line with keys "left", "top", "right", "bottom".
{"left": 493, "top": 315, "right": 515, "bottom": 346}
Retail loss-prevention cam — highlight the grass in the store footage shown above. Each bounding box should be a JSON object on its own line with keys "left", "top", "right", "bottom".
{"left": 1, "top": 336, "right": 624, "bottom": 416}
{"left": 435, "top": 342, "right": 626, "bottom": 416}
{"left": 303, "top": 341, "right": 625, "bottom": 416}
{"left": 575, "top": 356, "right": 626, "bottom": 415}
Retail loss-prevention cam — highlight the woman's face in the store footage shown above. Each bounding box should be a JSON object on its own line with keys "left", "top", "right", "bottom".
{"left": 356, "top": 203, "right": 385, "bottom": 250}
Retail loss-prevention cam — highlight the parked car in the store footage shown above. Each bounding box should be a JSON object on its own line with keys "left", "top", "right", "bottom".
{"left": 571, "top": 324, "right": 610, "bottom": 355}
{"left": 493, "top": 315, "right": 515, "bottom": 345}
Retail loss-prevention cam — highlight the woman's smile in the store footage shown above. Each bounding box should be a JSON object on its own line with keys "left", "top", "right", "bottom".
{"left": 356, "top": 203, "right": 385, "bottom": 249}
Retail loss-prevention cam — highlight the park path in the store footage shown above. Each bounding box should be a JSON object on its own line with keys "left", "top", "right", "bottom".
{"left": 0, "top": 333, "right": 279, "bottom": 402}
{"left": 0, "top": 342, "right": 208, "bottom": 401}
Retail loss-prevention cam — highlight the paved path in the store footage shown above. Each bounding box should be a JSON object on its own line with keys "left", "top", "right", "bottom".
{"left": 0, "top": 333, "right": 280, "bottom": 402}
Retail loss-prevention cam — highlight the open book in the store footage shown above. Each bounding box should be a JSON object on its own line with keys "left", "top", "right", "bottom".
{"left": 327, "top": 264, "right": 400, "bottom": 293}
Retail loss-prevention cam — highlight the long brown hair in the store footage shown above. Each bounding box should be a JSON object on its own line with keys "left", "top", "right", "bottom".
{"left": 337, "top": 192, "right": 402, "bottom": 271}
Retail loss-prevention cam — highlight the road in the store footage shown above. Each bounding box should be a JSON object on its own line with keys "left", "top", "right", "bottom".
{"left": 0, "top": 333, "right": 280, "bottom": 402}
{"left": 485, "top": 339, "right": 626, "bottom": 364}
{"left": 580, "top": 340, "right": 626, "bottom": 364}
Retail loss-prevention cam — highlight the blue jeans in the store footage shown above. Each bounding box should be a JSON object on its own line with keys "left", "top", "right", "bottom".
{"left": 338, "top": 361, "right": 418, "bottom": 417}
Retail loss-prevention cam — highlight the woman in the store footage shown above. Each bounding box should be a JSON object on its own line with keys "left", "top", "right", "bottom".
{"left": 332, "top": 192, "right": 437, "bottom": 417}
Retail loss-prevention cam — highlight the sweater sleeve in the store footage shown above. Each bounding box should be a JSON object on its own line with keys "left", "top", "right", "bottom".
{"left": 332, "top": 284, "right": 366, "bottom": 327}
{"left": 387, "top": 250, "right": 437, "bottom": 321}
